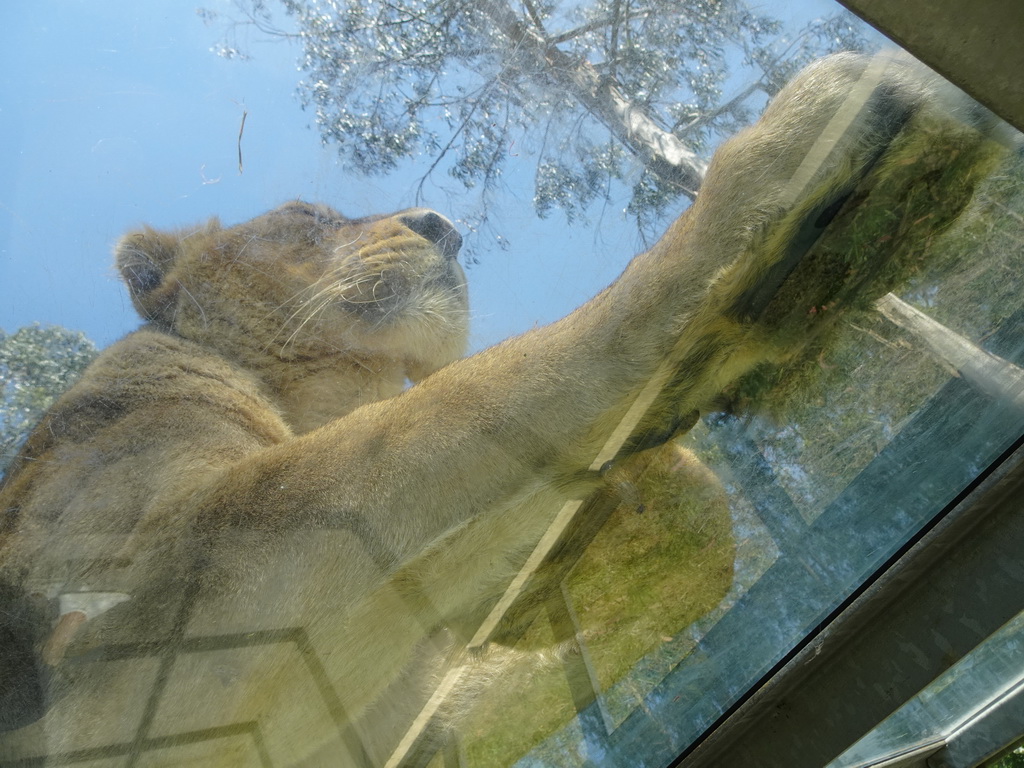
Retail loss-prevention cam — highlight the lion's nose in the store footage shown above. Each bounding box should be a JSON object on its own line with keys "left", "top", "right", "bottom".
{"left": 399, "top": 209, "right": 463, "bottom": 260}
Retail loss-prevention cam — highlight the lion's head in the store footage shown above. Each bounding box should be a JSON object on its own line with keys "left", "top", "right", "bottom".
{"left": 114, "top": 202, "right": 470, "bottom": 391}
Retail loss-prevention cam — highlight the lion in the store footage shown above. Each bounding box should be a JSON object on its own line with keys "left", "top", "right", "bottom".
{"left": 0, "top": 53, "right": 1009, "bottom": 766}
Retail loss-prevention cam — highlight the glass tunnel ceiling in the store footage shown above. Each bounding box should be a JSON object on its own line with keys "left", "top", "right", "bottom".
{"left": 1, "top": 0, "right": 1023, "bottom": 767}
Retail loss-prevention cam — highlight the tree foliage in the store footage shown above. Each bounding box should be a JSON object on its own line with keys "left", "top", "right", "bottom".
{"left": 206, "top": 0, "right": 869, "bottom": 241}
{"left": 0, "top": 325, "right": 98, "bottom": 479}
{"left": 994, "top": 746, "right": 1024, "bottom": 768}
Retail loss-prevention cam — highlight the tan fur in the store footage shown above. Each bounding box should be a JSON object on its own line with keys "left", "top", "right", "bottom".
{"left": 0, "top": 54, "right": 1008, "bottom": 766}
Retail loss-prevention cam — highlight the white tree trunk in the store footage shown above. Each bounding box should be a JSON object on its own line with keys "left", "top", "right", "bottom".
{"left": 876, "top": 293, "right": 1024, "bottom": 409}
{"left": 477, "top": 0, "right": 708, "bottom": 198}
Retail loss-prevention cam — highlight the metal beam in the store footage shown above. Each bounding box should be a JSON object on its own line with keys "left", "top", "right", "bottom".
{"left": 837, "top": 0, "right": 1024, "bottom": 133}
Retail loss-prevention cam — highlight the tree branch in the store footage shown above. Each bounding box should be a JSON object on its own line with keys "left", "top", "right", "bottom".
{"left": 548, "top": 5, "right": 657, "bottom": 45}
{"left": 521, "top": 0, "right": 547, "bottom": 35}
{"left": 607, "top": 0, "right": 622, "bottom": 78}
{"left": 414, "top": 77, "right": 499, "bottom": 202}
{"left": 476, "top": 0, "right": 707, "bottom": 199}
{"left": 675, "top": 79, "right": 764, "bottom": 133}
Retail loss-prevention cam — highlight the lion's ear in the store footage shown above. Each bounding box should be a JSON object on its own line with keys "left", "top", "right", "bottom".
{"left": 115, "top": 226, "right": 184, "bottom": 326}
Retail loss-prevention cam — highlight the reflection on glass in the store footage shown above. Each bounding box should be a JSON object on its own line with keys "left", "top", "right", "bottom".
{"left": 506, "top": 148, "right": 1024, "bottom": 766}
{"left": 2, "top": 2, "right": 1023, "bottom": 768}
{"left": 829, "top": 610, "right": 1024, "bottom": 767}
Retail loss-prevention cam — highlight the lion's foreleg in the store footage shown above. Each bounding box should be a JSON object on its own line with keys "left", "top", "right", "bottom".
{"left": 191, "top": 57, "right": 971, "bottom": 569}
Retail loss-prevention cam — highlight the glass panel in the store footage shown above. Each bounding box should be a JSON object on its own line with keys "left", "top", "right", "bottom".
{"left": 500, "top": 147, "right": 1024, "bottom": 765}
{"left": 829, "top": 609, "right": 1024, "bottom": 768}
{"left": 2, "top": 1, "right": 1023, "bottom": 767}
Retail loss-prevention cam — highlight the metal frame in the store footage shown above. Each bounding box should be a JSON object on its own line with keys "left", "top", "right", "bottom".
{"left": 837, "top": 0, "right": 1024, "bottom": 133}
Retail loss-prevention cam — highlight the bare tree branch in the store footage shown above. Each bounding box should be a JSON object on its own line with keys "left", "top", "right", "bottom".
{"left": 674, "top": 79, "right": 763, "bottom": 133}
{"left": 547, "top": 5, "right": 657, "bottom": 45}
{"left": 521, "top": 0, "right": 547, "bottom": 34}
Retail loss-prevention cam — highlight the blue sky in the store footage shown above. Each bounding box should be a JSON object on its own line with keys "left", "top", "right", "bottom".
{"left": 1, "top": 0, "right": 874, "bottom": 352}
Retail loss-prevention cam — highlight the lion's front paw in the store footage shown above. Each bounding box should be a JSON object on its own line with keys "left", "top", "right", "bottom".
{"left": 701, "top": 52, "right": 1011, "bottom": 328}
{"left": 653, "top": 52, "right": 1013, "bottom": 423}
